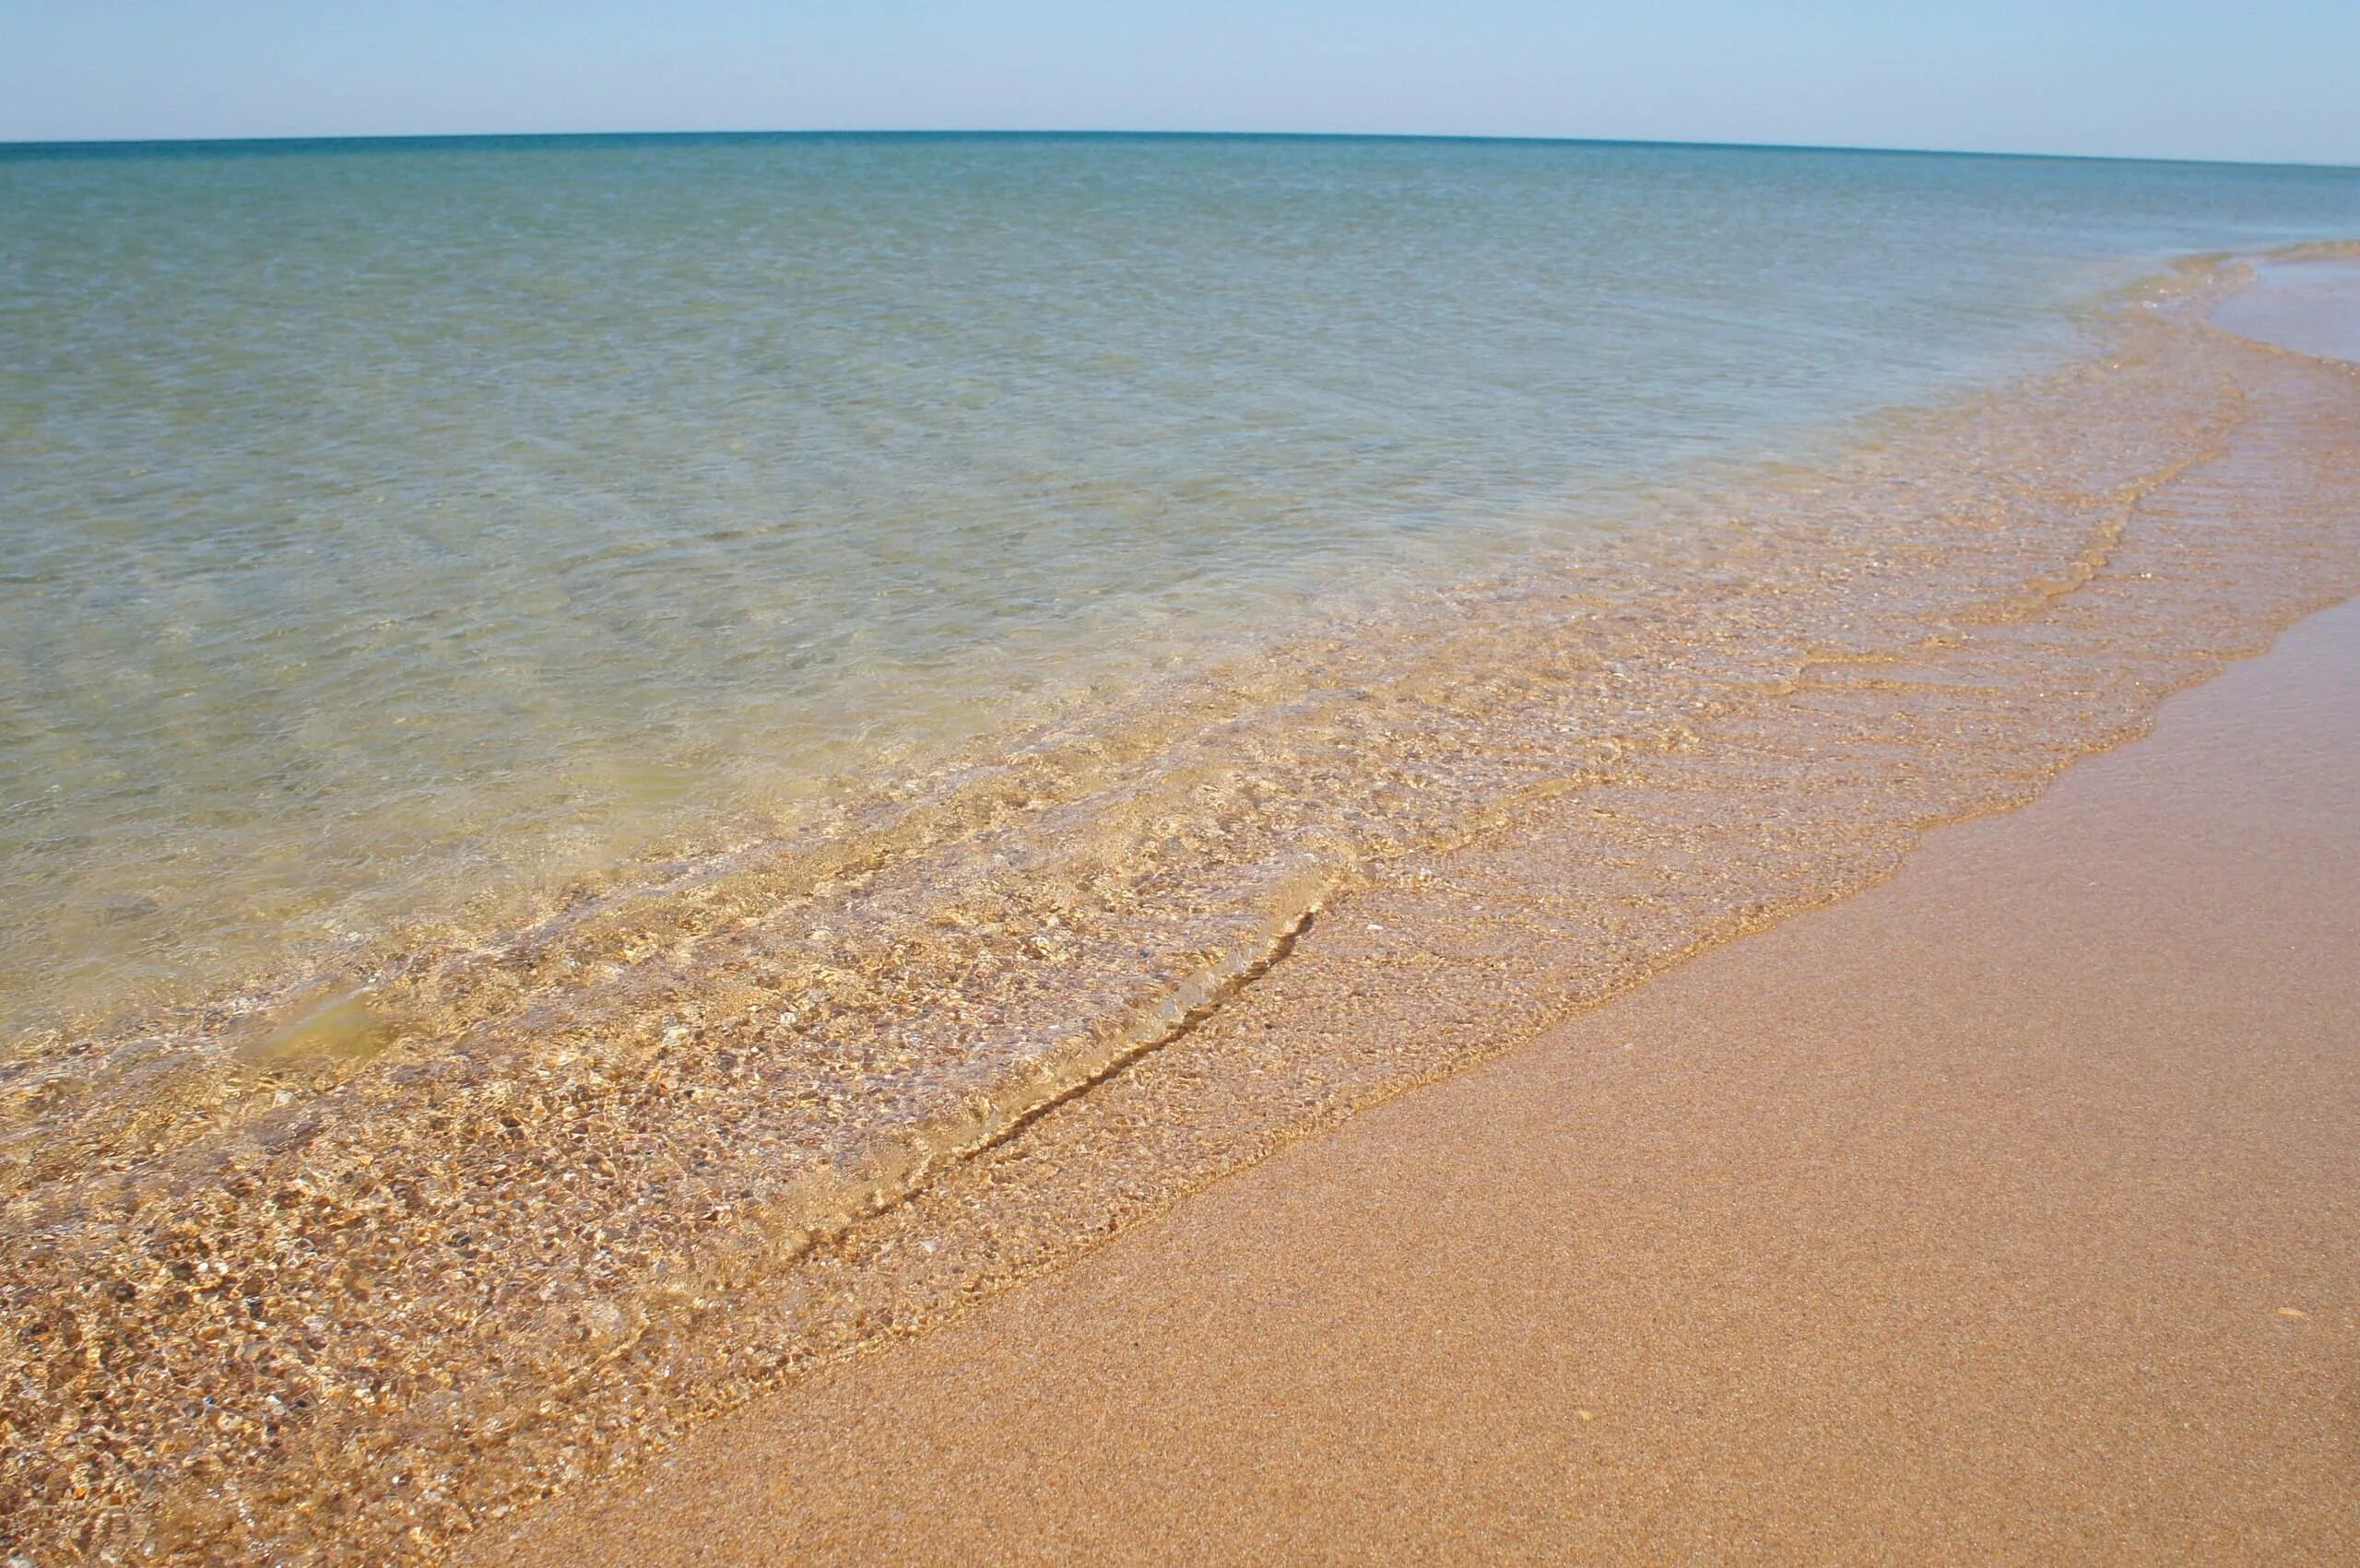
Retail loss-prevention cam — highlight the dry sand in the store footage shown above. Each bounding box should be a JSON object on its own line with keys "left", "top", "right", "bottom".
{"left": 467, "top": 577, "right": 2360, "bottom": 1562}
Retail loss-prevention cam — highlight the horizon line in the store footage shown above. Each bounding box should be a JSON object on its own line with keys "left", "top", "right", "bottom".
{"left": 3, "top": 125, "right": 2354, "bottom": 175}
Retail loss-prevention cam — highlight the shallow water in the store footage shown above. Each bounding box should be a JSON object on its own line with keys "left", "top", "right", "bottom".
{"left": 6, "top": 134, "right": 2360, "bottom": 1042}
{"left": 2213, "top": 256, "right": 2360, "bottom": 360}
{"left": 3, "top": 130, "right": 2360, "bottom": 1559}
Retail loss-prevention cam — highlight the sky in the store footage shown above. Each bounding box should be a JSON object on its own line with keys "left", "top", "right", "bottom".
{"left": 2, "top": 0, "right": 2354, "bottom": 166}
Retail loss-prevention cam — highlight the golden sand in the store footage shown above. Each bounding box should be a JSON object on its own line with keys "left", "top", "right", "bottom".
{"left": 471, "top": 573, "right": 2360, "bottom": 1567}
{"left": 5, "top": 259, "right": 2358, "bottom": 1562}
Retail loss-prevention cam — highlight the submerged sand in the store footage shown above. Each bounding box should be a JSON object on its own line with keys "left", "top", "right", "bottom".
{"left": 474, "top": 550, "right": 2360, "bottom": 1567}
{"left": 462, "top": 276, "right": 2360, "bottom": 1564}
{"left": 2214, "top": 256, "right": 2360, "bottom": 362}
{"left": 7, "top": 258, "right": 2358, "bottom": 1562}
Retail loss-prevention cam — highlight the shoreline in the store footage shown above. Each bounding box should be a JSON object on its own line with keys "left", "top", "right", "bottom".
{"left": 473, "top": 558, "right": 2360, "bottom": 1567}
{"left": 6, "top": 139, "right": 2189, "bottom": 1056}
{"left": 6, "top": 254, "right": 2359, "bottom": 1562}
{"left": 463, "top": 275, "right": 2360, "bottom": 1562}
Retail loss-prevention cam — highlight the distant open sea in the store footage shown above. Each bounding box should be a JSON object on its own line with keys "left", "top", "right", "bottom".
{"left": 5, "top": 132, "right": 2357, "bottom": 1042}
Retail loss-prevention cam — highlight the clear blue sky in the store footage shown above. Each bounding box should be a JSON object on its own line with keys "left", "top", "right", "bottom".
{"left": 3, "top": 0, "right": 2353, "bottom": 165}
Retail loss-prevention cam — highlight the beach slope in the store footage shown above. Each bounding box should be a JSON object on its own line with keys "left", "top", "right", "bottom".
{"left": 470, "top": 567, "right": 2360, "bottom": 1562}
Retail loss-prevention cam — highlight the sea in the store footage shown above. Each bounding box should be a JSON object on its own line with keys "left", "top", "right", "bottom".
{"left": 6, "top": 132, "right": 2360, "bottom": 1560}
{"left": 6, "top": 132, "right": 2358, "bottom": 1042}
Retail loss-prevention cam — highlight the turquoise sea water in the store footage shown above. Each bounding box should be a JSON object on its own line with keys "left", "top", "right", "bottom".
{"left": 5, "top": 133, "right": 2359, "bottom": 1039}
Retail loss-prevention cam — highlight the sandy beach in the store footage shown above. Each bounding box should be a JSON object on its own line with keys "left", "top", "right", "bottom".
{"left": 472, "top": 560, "right": 2360, "bottom": 1568}
{"left": 457, "top": 282, "right": 2360, "bottom": 1562}
{"left": 5, "top": 6, "right": 2360, "bottom": 1556}
{"left": 8, "top": 167, "right": 2360, "bottom": 1561}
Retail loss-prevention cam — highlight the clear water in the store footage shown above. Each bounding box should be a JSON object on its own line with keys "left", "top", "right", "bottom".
{"left": 5, "top": 132, "right": 2358, "bottom": 1039}
{"left": 2214, "top": 257, "right": 2360, "bottom": 361}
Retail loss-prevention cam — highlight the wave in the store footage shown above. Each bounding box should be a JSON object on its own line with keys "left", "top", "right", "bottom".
{"left": 6, "top": 251, "right": 2360, "bottom": 1562}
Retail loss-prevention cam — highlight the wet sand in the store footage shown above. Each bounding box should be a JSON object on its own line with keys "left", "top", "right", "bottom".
{"left": 470, "top": 565, "right": 2360, "bottom": 1556}
{"left": 2214, "top": 257, "right": 2360, "bottom": 362}
{"left": 9, "top": 262, "right": 2353, "bottom": 1563}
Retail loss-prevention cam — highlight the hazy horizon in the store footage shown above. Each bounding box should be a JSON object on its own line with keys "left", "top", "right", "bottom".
{"left": 4, "top": 2, "right": 2354, "bottom": 168}
{"left": 2, "top": 126, "right": 2354, "bottom": 174}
